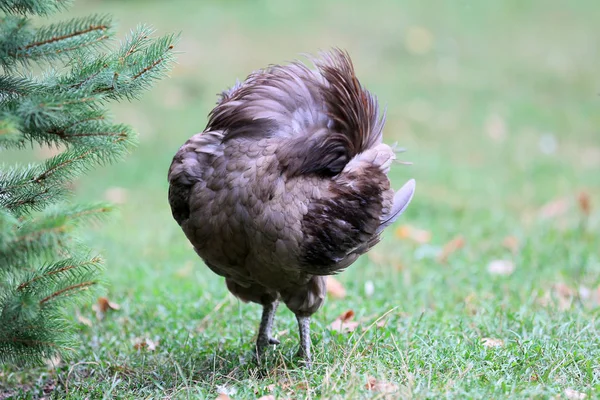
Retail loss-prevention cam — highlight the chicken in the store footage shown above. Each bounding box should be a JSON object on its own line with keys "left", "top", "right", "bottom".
{"left": 167, "top": 49, "right": 415, "bottom": 366}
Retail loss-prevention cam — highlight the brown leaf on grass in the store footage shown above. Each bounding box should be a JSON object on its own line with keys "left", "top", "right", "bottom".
{"left": 92, "top": 297, "right": 121, "bottom": 320}
{"left": 365, "top": 376, "right": 399, "bottom": 393}
{"left": 539, "top": 197, "right": 569, "bottom": 219}
{"left": 326, "top": 276, "right": 346, "bottom": 299}
{"left": 367, "top": 250, "right": 386, "bottom": 264}
{"left": 552, "top": 283, "right": 576, "bottom": 310}
{"left": 502, "top": 236, "right": 520, "bottom": 254}
{"left": 133, "top": 338, "right": 159, "bottom": 351}
{"left": 554, "top": 283, "right": 575, "bottom": 298}
{"left": 487, "top": 260, "right": 515, "bottom": 276}
{"left": 537, "top": 283, "right": 579, "bottom": 310}
{"left": 329, "top": 310, "right": 359, "bottom": 333}
{"left": 368, "top": 251, "right": 405, "bottom": 271}
{"left": 362, "top": 319, "right": 389, "bottom": 332}
{"left": 481, "top": 338, "right": 504, "bottom": 348}
{"left": 437, "top": 235, "right": 465, "bottom": 263}
{"left": 44, "top": 355, "right": 62, "bottom": 370}
{"left": 464, "top": 293, "right": 478, "bottom": 315}
{"left": 485, "top": 113, "right": 507, "bottom": 142}
{"left": 76, "top": 313, "right": 93, "bottom": 327}
{"left": 97, "top": 297, "right": 120, "bottom": 312}
{"left": 215, "top": 394, "right": 231, "bottom": 400}
{"left": 405, "top": 26, "right": 434, "bottom": 55}
{"left": 529, "top": 373, "right": 539, "bottom": 382}
{"left": 175, "top": 261, "right": 193, "bottom": 278}
{"left": 104, "top": 187, "right": 128, "bottom": 204}
{"left": 577, "top": 191, "right": 591, "bottom": 217}
{"left": 395, "top": 225, "right": 431, "bottom": 244}
{"left": 564, "top": 388, "right": 587, "bottom": 400}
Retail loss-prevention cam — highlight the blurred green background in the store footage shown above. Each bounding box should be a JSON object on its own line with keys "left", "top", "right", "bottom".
{"left": 7, "top": 0, "right": 600, "bottom": 397}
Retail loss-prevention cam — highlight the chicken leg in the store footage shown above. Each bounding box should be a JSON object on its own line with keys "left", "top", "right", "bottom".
{"left": 295, "top": 315, "right": 312, "bottom": 367}
{"left": 255, "top": 300, "right": 280, "bottom": 358}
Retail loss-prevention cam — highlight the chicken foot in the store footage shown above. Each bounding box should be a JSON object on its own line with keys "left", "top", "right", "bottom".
{"left": 255, "top": 300, "right": 280, "bottom": 358}
{"left": 295, "top": 315, "right": 312, "bottom": 367}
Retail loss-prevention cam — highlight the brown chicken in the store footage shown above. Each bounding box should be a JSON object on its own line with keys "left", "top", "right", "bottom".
{"left": 168, "top": 49, "right": 415, "bottom": 366}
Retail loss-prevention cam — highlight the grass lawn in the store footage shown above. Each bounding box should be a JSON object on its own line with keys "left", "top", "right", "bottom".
{"left": 2, "top": 0, "right": 599, "bottom": 398}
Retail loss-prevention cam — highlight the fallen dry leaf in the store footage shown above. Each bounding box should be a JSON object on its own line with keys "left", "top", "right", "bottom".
{"left": 362, "top": 319, "right": 388, "bottom": 332}
{"left": 437, "top": 235, "right": 465, "bottom": 263}
{"left": 485, "top": 113, "right": 507, "bottom": 142}
{"left": 97, "top": 297, "right": 120, "bottom": 312}
{"left": 365, "top": 376, "right": 399, "bottom": 393}
{"left": 529, "top": 373, "right": 539, "bottom": 382}
{"left": 395, "top": 225, "right": 431, "bottom": 244}
{"left": 577, "top": 191, "right": 591, "bottom": 217}
{"left": 539, "top": 197, "right": 569, "bottom": 219}
{"left": 552, "top": 283, "right": 576, "bottom": 310}
{"left": 481, "top": 337, "right": 504, "bottom": 348}
{"left": 329, "top": 310, "right": 359, "bottom": 333}
{"left": 104, "top": 187, "right": 128, "bottom": 204}
{"left": 42, "top": 378, "right": 56, "bottom": 396}
{"left": 367, "top": 250, "right": 386, "bottom": 264}
{"left": 92, "top": 296, "right": 121, "bottom": 320}
{"left": 326, "top": 276, "right": 346, "bottom": 299}
{"left": 215, "top": 394, "right": 231, "bottom": 400}
{"left": 44, "top": 354, "right": 62, "bottom": 370}
{"left": 133, "top": 338, "right": 158, "bottom": 351}
{"left": 487, "top": 260, "right": 515, "bottom": 276}
{"left": 564, "top": 388, "right": 586, "bottom": 400}
{"left": 554, "top": 283, "right": 575, "bottom": 298}
{"left": 502, "top": 236, "right": 520, "bottom": 254}
{"left": 405, "top": 26, "right": 434, "bottom": 55}
{"left": 175, "top": 262, "right": 193, "bottom": 278}
{"left": 76, "top": 313, "right": 93, "bottom": 327}
{"left": 464, "top": 293, "right": 478, "bottom": 316}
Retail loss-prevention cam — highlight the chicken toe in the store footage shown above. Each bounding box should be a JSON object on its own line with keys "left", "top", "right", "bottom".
{"left": 255, "top": 300, "right": 279, "bottom": 357}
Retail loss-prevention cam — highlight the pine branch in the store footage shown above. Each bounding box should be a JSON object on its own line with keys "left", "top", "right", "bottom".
{"left": 0, "top": 112, "right": 23, "bottom": 147}
{"left": 0, "top": 143, "right": 127, "bottom": 214}
{"left": 57, "top": 26, "right": 178, "bottom": 100}
{"left": 0, "top": 0, "right": 70, "bottom": 16}
{"left": 0, "top": 75, "right": 37, "bottom": 99}
{"left": 0, "top": 0, "right": 177, "bottom": 366}
{"left": 0, "top": 255, "right": 102, "bottom": 365}
{"left": 0, "top": 203, "right": 112, "bottom": 268}
{"left": 0, "top": 14, "right": 113, "bottom": 70}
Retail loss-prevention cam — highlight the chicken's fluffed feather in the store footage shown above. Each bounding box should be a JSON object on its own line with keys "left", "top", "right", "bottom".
{"left": 168, "top": 49, "right": 415, "bottom": 366}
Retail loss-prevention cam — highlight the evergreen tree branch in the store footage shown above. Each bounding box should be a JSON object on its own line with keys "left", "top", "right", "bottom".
{"left": 60, "top": 26, "right": 178, "bottom": 100}
{"left": 0, "top": 0, "right": 176, "bottom": 366}
{"left": 0, "top": 14, "right": 113, "bottom": 70}
{"left": 0, "top": 255, "right": 102, "bottom": 365}
{"left": 0, "top": 204, "right": 112, "bottom": 268}
{"left": 0, "top": 0, "right": 69, "bottom": 16}
{"left": 0, "top": 113, "right": 23, "bottom": 147}
{"left": 39, "top": 280, "right": 96, "bottom": 304}
{"left": 0, "top": 140, "right": 129, "bottom": 213}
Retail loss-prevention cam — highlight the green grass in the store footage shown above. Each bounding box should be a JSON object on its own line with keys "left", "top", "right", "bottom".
{"left": 2, "top": 0, "right": 600, "bottom": 398}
